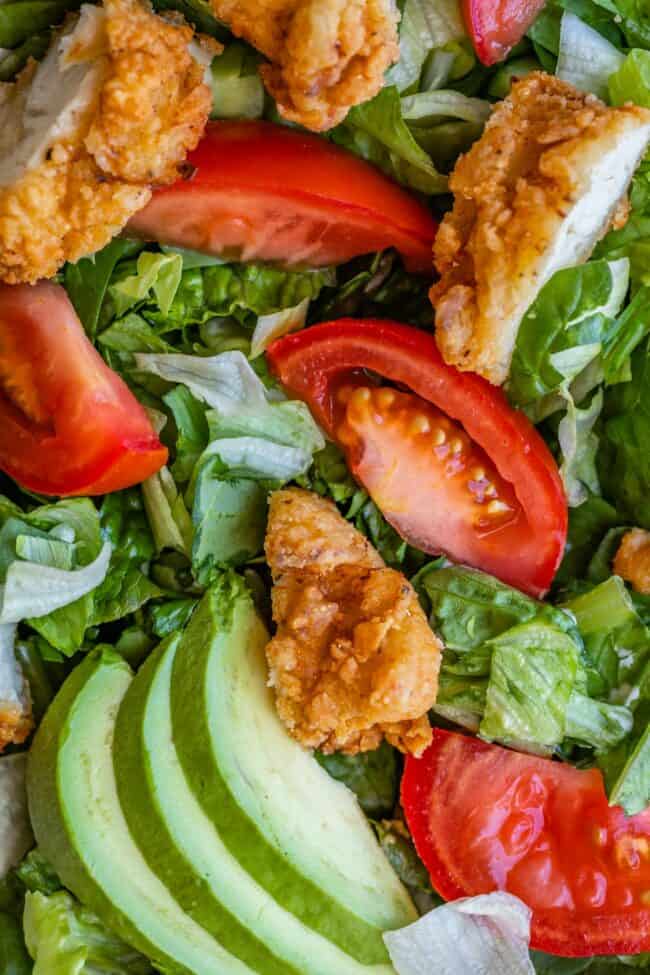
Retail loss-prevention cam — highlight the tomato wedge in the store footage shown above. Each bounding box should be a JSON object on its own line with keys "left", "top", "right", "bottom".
{"left": 403, "top": 729, "right": 650, "bottom": 957}
{"left": 0, "top": 282, "right": 167, "bottom": 496}
{"left": 268, "top": 319, "right": 566, "bottom": 597}
{"left": 463, "top": 0, "right": 546, "bottom": 65}
{"left": 127, "top": 120, "right": 437, "bottom": 272}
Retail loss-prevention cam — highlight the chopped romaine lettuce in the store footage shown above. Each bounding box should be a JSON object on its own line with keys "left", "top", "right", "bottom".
{"left": 249, "top": 297, "right": 310, "bottom": 358}
{"left": 610, "top": 48, "right": 650, "bottom": 106}
{"left": 108, "top": 252, "right": 183, "bottom": 319}
{"left": 558, "top": 388, "right": 603, "bottom": 507}
{"left": 209, "top": 43, "right": 264, "bottom": 120}
{"left": 316, "top": 742, "right": 399, "bottom": 818}
{"left": 386, "top": 0, "right": 466, "bottom": 92}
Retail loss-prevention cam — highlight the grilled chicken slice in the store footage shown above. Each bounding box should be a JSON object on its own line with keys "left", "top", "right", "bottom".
{"left": 431, "top": 72, "right": 650, "bottom": 385}
{"left": 0, "top": 0, "right": 214, "bottom": 284}
{"left": 265, "top": 488, "right": 442, "bottom": 756}
{"left": 207, "top": 0, "right": 399, "bottom": 131}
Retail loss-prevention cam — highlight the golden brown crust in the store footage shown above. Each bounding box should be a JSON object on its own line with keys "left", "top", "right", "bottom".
{"left": 0, "top": 0, "right": 211, "bottom": 284}
{"left": 431, "top": 72, "right": 650, "bottom": 385}
{"left": 209, "top": 0, "right": 399, "bottom": 131}
{"left": 265, "top": 488, "right": 441, "bottom": 756}
{"left": 614, "top": 529, "right": 650, "bottom": 595}
{"left": 0, "top": 705, "right": 32, "bottom": 752}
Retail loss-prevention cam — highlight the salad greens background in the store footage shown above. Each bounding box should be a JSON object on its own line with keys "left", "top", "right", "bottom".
{"left": 3, "top": 0, "right": 650, "bottom": 970}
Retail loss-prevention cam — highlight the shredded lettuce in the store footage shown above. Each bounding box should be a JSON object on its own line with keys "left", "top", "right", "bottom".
{"left": 250, "top": 297, "right": 310, "bottom": 358}
{"left": 109, "top": 251, "right": 183, "bottom": 318}
{"left": 556, "top": 11, "right": 624, "bottom": 98}
{"left": 386, "top": 0, "right": 466, "bottom": 92}
{"left": 558, "top": 388, "right": 603, "bottom": 507}
{"left": 384, "top": 892, "right": 534, "bottom": 975}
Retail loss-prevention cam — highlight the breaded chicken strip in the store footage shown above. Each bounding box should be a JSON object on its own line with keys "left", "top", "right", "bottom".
{"left": 209, "top": 0, "right": 399, "bottom": 131}
{"left": 0, "top": 626, "right": 32, "bottom": 752}
{"left": 0, "top": 0, "right": 213, "bottom": 284}
{"left": 614, "top": 529, "right": 650, "bottom": 595}
{"left": 265, "top": 488, "right": 442, "bottom": 756}
{"left": 431, "top": 73, "right": 650, "bottom": 385}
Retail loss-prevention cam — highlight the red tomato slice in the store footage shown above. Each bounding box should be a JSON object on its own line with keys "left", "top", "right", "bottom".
{"left": 127, "top": 121, "right": 437, "bottom": 272}
{"left": 267, "top": 319, "right": 566, "bottom": 597}
{"left": 403, "top": 729, "right": 650, "bottom": 957}
{"left": 463, "top": 0, "right": 546, "bottom": 65}
{"left": 0, "top": 281, "right": 167, "bottom": 496}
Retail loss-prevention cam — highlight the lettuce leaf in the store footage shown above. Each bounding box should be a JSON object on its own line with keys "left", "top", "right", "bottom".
{"left": 386, "top": 0, "right": 466, "bottom": 92}
{"left": 609, "top": 48, "right": 650, "bottom": 105}
{"left": 209, "top": 43, "right": 264, "bottom": 119}
{"left": 384, "top": 892, "right": 535, "bottom": 975}
{"left": 108, "top": 251, "right": 183, "bottom": 318}
{"left": 556, "top": 11, "right": 624, "bottom": 97}
{"left": 23, "top": 890, "right": 153, "bottom": 975}
{"left": 316, "top": 742, "right": 399, "bottom": 818}
{"left": 0, "top": 755, "right": 32, "bottom": 880}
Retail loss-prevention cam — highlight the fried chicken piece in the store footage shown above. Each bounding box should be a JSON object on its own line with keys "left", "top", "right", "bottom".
{"left": 0, "top": 627, "right": 32, "bottom": 752}
{"left": 0, "top": 0, "right": 213, "bottom": 284}
{"left": 614, "top": 529, "right": 650, "bottom": 595}
{"left": 265, "top": 488, "right": 442, "bottom": 756}
{"left": 431, "top": 72, "right": 650, "bottom": 385}
{"left": 209, "top": 0, "right": 399, "bottom": 131}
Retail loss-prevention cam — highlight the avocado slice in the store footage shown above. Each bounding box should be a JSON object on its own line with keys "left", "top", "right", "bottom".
{"left": 26, "top": 648, "right": 255, "bottom": 975}
{"left": 115, "top": 630, "right": 396, "bottom": 974}
{"left": 171, "top": 576, "right": 416, "bottom": 967}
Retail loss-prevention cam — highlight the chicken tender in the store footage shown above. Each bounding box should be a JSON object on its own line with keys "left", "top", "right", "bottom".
{"left": 431, "top": 72, "right": 650, "bottom": 385}
{"left": 265, "top": 488, "right": 442, "bottom": 756}
{"left": 208, "top": 0, "right": 399, "bottom": 131}
{"left": 0, "top": 632, "right": 32, "bottom": 752}
{"left": 614, "top": 529, "right": 650, "bottom": 595}
{"left": 0, "top": 0, "right": 213, "bottom": 284}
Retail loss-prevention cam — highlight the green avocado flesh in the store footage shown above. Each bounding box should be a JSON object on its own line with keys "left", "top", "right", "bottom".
{"left": 27, "top": 580, "right": 414, "bottom": 974}
{"left": 171, "top": 578, "right": 416, "bottom": 965}
{"left": 26, "top": 648, "right": 251, "bottom": 975}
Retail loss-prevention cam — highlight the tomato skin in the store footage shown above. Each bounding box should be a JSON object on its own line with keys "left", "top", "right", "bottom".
{"left": 267, "top": 319, "right": 567, "bottom": 597}
{"left": 127, "top": 121, "right": 437, "bottom": 272}
{"left": 403, "top": 730, "right": 650, "bottom": 957}
{"left": 463, "top": 0, "right": 547, "bottom": 65}
{"left": 0, "top": 282, "right": 167, "bottom": 496}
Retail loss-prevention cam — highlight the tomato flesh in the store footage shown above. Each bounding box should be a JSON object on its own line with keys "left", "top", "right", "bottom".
{"left": 268, "top": 319, "right": 567, "bottom": 597}
{"left": 0, "top": 281, "right": 167, "bottom": 496}
{"left": 463, "top": 0, "right": 547, "bottom": 65}
{"left": 403, "top": 730, "right": 650, "bottom": 957}
{"left": 127, "top": 121, "right": 437, "bottom": 272}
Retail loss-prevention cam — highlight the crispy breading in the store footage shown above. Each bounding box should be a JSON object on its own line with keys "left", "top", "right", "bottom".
{"left": 265, "top": 488, "right": 442, "bottom": 756}
{"left": 0, "top": 0, "right": 212, "bottom": 284}
{"left": 431, "top": 72, "right": 650, "bottom": 385}
{"left": 614, "top": 529, "right": 650, "bottom": 595}
{"left": 208, "top": 0, "right": 399, "bottom": 131}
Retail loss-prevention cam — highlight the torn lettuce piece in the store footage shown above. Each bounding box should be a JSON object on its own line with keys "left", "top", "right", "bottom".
{"left": 209, "top": 42, "right": 264, "bottom": 120}
{"left": 558, "top": 388, "right": 603, "bottom": 508}
{"left": 109, "top": 251, "right": 183, "bottom": 318}
{"left": 191, "top": 477, "right": 267, "bottom": 584}
{"left": 556, "top": 11, "right": 624, "bottom": 98}
{"left": 250, "top": 297, "right": 310, "bottom": 359}
{"left": 564, "top": 693, "right": 633, "bottom": 753}
{"left": 480, "top": 622, "right": 580, "bottom": 752}
{"left": 316, "top": 742, "right": 399, "bottom": 819}
{"left": 142, "top": 466, "right": 193, "bottom": 557}
{"left": 603, "top": 723, "right": 650, "bottom": 814}
{"left": 508, "top": 258, "right": 630, "bottom": 410}
{"left": 384, "top": 892, "right": 534, "bottom": 975}
{"left": 331, "top": 86, "right": 448, "bottom": 194}
{"left": 23, "top": 890, "right": 153, "bottom": 975}
{"left": 0, "top": 754, "right": 32, "bottom": 878}
{"left": 610, "top": 48, "right": 650, "bottom": 108}
{"left": 386, "top": 0, "right": 466, "bottom": 92}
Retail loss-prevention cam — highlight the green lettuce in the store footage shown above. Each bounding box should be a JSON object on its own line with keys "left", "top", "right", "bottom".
{"left": 64, "top": 240, "right": 143, "bottom": 338}
{"left": 507, "top": 259, "right": 630, "bottom": 411}
{"left": 609, "top": 48, "right": 650, "bottom": 105}
{"left": 0, "top": 0, "right": 78, "bottom": 48}
{"left": 316, "top": 742, "right": 399, "bottom": 818}
{"left": 209, "top": 43, "right": 264, "bottom": 119}
{"left": 480, "top": 622, "right": 580, "bottom": 752}
{"left": 556, "top": 10, "right": 624, "bottom": 97}
{"left": 108, "top": 252, "right": 183, "bottom": 319}
{"left": 23, "top": 890, "right": 153, "bottom": 975}
{"left": 386, "top": 0, "right": 466, "bottom": 92}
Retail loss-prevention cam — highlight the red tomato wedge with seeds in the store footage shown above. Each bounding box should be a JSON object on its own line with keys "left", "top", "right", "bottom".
{"left": 0, "top": 281, "right": 167, "bottom": 496}
{"left": 127, "top": 121, "right": 437, "bottom": 272}
{"left": 267, "top": 319, "right": 567, "bottom": 597}
{"left": 463, "top": 0, "right": 547, "bottom": 65}
{"left": 403, "top": 729, "right": 650, "bottom": 957}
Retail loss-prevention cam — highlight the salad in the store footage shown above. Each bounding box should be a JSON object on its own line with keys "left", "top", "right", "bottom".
{"left": 2, "top": 0, "right": 650, "bottom": 972}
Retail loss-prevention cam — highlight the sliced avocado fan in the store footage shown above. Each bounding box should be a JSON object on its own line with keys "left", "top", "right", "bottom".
{"left": 27, "top": 576, "right": 415, "bottom": 974}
